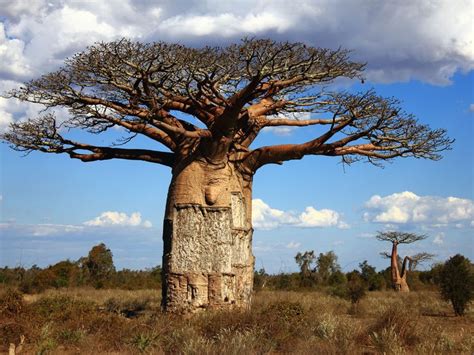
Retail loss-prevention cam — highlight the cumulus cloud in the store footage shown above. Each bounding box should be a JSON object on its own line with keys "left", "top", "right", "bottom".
{"left": 263, "top": 112, "right": 311, "bottom": 136}
{"left": 364, "top": 191, "right": 474, "bottom": 227}
{"left": 84, "top": 211, "right": 152, "bottom": 228}
{"left": 0, "top": 0, "right": 471, "bottom": 87}
{"left": 286, "top": 241, "right": 301, "bottom": 249}
{"left": 252, "top": 198, "right": 347, "bottom": 230}
{"left": 469, "top": 104, "right": 474, "bottom": 112}
{"left": 433, "top": 233, "right": 444, "bottom": 245}
{"left": 0, "top": 210, "right": 153, "bottom": 237}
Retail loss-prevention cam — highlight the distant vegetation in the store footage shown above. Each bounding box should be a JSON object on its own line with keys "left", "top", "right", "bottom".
{"left": 0, "top": 243, "right": 161, "bottom": 293}
{"left": 1, "top": 243, "right": 473, "bottom": 353}
{"left": 1, "top": 243, "right": 472, "bottom": 316}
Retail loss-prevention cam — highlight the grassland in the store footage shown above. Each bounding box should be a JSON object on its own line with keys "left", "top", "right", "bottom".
{"left": 1, "top": 288, "right": 473, "bottom": 354}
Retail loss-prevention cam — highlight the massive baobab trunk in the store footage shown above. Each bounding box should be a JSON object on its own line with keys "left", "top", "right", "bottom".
{"left": 162, "top": 159, "right": 254, "bottom": 312}
{"left": 390, "top": 242, "right": 410, "bottom": 292}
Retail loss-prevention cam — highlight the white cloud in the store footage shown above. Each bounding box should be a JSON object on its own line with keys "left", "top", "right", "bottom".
{"left": 469, "top": 104, "right": 474, "bottom": 112}
{"left": 0, "top": 0, "right": 471, "bottom": 136}
{"left": 252, "top": 198, "right": 346, "bottom": 230}
{"left": 158, "top": 12, "right": 291, "bottom": 38}
{"left": 0, "top": 222, "right": 84, "bottom": 237}
{"left": 0, "top": 23, "right": 31, "bottom": 80}
{"left": 286, "top": 241, "right": 301, "bottom": 249}
{"left": 0, "top": 0, "right": 471, "bottom": 87}
{"left": 32, "top": 224, "right": 84, "bottom": 237}
{"left": 263, "top": 112, "right": 311, "bottom": 136}
{"left": 0, "top": 80, "right": 70, "bottom": 132}
{"left": 299, "top": 206, "right": 341, "bottom": 227}
{"left": 84, "top": 211, "right": 152, "bottom": 228}
{"left": 364, "top": 191, "right": 474, "bottom": 227}
{"left": 0, "top": 210, "right": 153, "bottom": 237}
{"left": 263, "top": 126, "right": 295, "bottom": 136}
{"left": 433, "top": 233, "right": 444, "bottom": 245}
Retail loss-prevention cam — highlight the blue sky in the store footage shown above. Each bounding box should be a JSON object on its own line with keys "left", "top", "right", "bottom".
{"left": 0, "top": 0, "right": 473, "bottom": 273}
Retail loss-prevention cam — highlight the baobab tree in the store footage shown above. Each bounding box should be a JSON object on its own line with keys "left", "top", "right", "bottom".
{"left": 377, "top": 231, "right": 429, "bottom": 292}
{"left": 381, "top": 251, "right": 435, "bottom": 272}
{"left": 1, "top": 39, "right": 452, "bottom": 312}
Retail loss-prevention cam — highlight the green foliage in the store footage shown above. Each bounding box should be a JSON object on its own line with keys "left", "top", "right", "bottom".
{"left": 0, "top": 243, "right": 161, "bottom": 293}
{"left": 328, "top": 270, "right": 347, "bottom": 286}
{"left": 439, "top": 254, "right": 474, "bottom": 316}
{"left": 359, "top": 260, "right": 385, "bottom": 291}
{"left": 316, "top": 251, "right": 341, "bottom": 284}
{"left": 85, "top": 243, "right": 116, "bottom": 288}
{"left": 346, "top": 272, "right": 367, "bottom": 304}
{"left": 295, "top": 251, "right": 316, "bottom": 276}
{"left": 419, "top": 263, "right": 443, "bottom": 285}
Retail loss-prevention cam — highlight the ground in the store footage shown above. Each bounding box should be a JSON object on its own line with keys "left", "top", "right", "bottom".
{"left": 1, "top": 288, "right": 473, "bottom": 354}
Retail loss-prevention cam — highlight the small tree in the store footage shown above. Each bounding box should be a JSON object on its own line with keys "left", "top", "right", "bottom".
{"left": 295, "top": 250, "right": 317, "bottom": 287}
{"left": 439, "top": 254, "right": 474, "bottom": 316}
{"left": 316, "top": 251, "right": 341, "bottom": 284}
{"left": 346, "top": 271, "right": 367, "bottom": 305}
{"left": 85, "top": 243, "right": 116, "bottom": 288}
{"left": 359, "top": 260, "right": 385, "bottom": 291}
{"left": 376, "top": 231, "right": 428, "bottom": 292}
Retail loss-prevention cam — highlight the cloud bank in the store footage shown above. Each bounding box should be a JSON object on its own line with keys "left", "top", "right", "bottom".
{"left": 363, "top": 191, "right": 474, "bottom": 227}
{"left": 84, "top": 211, "right": 152, "bottom": 228}
{"left": 0, "top": 0, "right": 472, "bottom": 86}
{"left": 252, "top": 198, "right": 347, "bottom": 230}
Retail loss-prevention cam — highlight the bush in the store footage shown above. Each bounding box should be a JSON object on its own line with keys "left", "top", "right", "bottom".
{"left": 346, "top": 273, "right": 366, "bottom": 304}
{"left": 0, "top": 289, "right": 24, "bottom": 316}
{"left": 439, "top": 254, "right": 474, "bottom": 316}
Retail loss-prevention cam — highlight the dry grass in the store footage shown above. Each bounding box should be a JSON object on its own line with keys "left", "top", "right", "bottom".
{"left": 1, "top": 288, "right": 472, "bottom": 354}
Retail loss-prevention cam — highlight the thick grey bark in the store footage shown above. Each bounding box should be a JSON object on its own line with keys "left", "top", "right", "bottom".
{"left": 161, "top": 159, "right": 254, "bottom": 313}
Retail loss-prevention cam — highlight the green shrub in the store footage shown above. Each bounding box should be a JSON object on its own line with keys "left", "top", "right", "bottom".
{"left": 346, "top": 273, "right": 366, "bottom": 304}
{"left": 439, "top": 254, "right": 474, "bottom": 316}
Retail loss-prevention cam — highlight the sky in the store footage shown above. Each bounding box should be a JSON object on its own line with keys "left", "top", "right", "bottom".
{"left": 0, "top": 0, "right": 473, "bottom": 274}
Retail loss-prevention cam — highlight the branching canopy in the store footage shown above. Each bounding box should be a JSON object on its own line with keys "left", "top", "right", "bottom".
{"left": 1, "top": 38, "right": 453, "bottom": 173}
{"left": 376, "top": 231, "right": 428, "bottom": 245}
{"left": 380, "top": 250, "right": 435, "bottom": 271}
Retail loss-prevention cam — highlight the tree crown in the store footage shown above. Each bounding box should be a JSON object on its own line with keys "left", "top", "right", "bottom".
{"left": 376, "top": 231, "right": 428, "bottom": 245}
{"left": 1, "top": 38, "right": 453, "bottom": 174}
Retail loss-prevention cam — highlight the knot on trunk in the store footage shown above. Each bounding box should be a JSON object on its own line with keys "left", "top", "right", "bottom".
{"left": 205, "top": 185, "right": 220, "bottom": 205}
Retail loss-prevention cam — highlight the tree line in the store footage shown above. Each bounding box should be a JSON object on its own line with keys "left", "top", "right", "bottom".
{"left": 1, "top": 240, "right": 472, "bottom": 315}
{"left": 254, "top": 249, "right": 473, "bottom": 316}
{"left": 0, "top": 243, "right": 161, "bottom": 293}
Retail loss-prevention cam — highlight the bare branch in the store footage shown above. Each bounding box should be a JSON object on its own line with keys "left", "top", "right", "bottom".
{"left": 1, "top": 38, "right": 452, "bottom": 170}
{"left": 1, "top": 114, "right": 175, "bottom": 167}
{"left": 375, "top": 231, "right": 428, "bottom": 245}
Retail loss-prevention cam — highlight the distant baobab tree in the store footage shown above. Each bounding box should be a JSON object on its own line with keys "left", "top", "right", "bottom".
{"left": 1, "top": 38, "right": 452, "bottom": 312}
{"left": 377, "top": 231, "right": 430, "bottom": 292}
{"left": 380, "top": 251, "right": 435, "bottom": 272}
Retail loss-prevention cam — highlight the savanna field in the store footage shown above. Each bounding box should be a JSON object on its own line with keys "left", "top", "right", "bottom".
{"left": 1, "top": 287, "right": 473, "bottom": 354}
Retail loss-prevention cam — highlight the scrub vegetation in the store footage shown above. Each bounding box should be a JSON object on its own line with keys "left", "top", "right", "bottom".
{"left": 1, "top": 244, "right": 472, "bottom": 354}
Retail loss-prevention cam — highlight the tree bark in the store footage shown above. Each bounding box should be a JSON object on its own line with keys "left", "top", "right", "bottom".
{"left": 390, "top": 242, "right": 410, "bottom": 292}
{"left": 161, "top": 158, "right": 254, "bottom": 313}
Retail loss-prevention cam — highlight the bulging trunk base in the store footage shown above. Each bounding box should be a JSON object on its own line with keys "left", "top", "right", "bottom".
{"left": 162, "top": 160, "right": 254, "bottom": 313}
{"left": 394, "top": 277, "right": 410, "bottom": 292}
